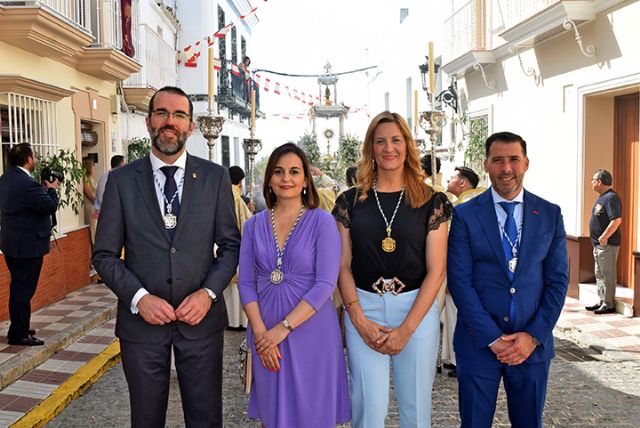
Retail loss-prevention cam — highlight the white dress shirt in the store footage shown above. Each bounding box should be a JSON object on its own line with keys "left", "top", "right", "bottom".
{"left": 491, "top": 187, "right": 524, "bottom": 240}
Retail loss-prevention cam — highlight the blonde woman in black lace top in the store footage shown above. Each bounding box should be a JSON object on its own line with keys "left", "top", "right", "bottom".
{"left": 332, "top": 111, "right": 452, "bottom": 428}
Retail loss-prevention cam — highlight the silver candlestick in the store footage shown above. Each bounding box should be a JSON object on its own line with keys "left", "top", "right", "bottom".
{"left": 196, "top": 112, "right": 225, "bottom": 162}
{"left": 242, "top": 137, "right": 262, "bottom": 203}
{"left": 419, "top": 110, "right": 447, "bottom": 185}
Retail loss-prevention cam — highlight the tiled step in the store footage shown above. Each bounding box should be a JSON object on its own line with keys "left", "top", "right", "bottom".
{"left": 578, "top": 283, "right": 634, "bottom": 317}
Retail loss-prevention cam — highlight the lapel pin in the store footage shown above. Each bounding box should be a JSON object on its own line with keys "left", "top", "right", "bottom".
{"left": 532, "top": 210, "right": 540, "bottom": 215}
{"left": 192, "top": 173, "right": 197, "bottom": 179}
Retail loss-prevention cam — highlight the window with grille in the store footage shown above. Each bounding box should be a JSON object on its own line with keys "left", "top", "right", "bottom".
{"left": 1, "top": 93, "right": 58, "bottom": 172}
{"left": 231, "top": 26, "right": 238, "bottom": 64}
{"left": 221, "top": 135, "right": 230, "bottom": 168}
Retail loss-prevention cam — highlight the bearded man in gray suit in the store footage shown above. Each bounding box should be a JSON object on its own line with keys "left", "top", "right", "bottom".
{"left": 93, "top": 86, "right": 240, "bottom": 428}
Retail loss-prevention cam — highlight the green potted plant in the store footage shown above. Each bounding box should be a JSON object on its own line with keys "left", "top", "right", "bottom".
{"left": 127, "top": 137, "right": 151, "bottom": 162}
{"left": 34, "top": 149, "right": 87, "bottom": 215}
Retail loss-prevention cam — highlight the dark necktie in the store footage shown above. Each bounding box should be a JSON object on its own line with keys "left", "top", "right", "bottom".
{"left": 160, "top": 166, "right": 180, "bottom": 239}
{"left": 499, "top": 201, "right": 518, "bottom": 324}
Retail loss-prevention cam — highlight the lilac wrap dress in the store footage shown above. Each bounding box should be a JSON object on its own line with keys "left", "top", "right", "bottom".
{"left": 238, "top": 208, "right": 350, "bottom": 428}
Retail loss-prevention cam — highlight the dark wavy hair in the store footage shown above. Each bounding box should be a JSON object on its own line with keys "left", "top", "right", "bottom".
{"left": 262, "top": 143, "right": 320, "bottom": 209}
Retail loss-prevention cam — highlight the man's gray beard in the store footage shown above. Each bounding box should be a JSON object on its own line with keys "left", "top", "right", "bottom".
{"left": 152, "top": 134, "right": 186, "bottom": 156}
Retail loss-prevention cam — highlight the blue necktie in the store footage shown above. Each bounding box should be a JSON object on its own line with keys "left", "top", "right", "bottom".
{"left": 161, "top": 166, "right": 180, "bottom": 240}
{"left": 499, "top": 201, "right": 518, "bottom": 324}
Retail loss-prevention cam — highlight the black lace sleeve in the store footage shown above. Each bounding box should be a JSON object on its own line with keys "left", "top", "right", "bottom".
{"left": 332, "top": 190, "right": 354, "bottom": 229}
{"left": 427, "top": 192, "right": 453, "bottom": 233}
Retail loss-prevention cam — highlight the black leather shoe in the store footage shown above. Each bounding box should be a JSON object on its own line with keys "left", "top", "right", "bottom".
{"left": 443, "top": 362, "right": 456, "bottom": 370}
{"left": 28, "top": 329, "right": 36, "bottom": 336}
{"left": 8, "top": 335, "right": 44, "bottom": 346}
{"left": 594, "top": 305, "right": 616, "bottom": 315}
{"left": 585, "top": 302, "right": 603, "bottom": 311}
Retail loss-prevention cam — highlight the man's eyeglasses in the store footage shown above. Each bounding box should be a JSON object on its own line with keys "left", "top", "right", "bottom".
{"left": 152, "top": 109, "right": 191, "bottom": 123}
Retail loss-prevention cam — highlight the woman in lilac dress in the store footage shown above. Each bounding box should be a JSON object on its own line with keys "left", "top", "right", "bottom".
{"left": 238, "top": 143, "right": 350, "bottom": 428}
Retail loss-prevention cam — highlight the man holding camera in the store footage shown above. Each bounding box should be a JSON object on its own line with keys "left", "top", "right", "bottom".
{"left": 0, "top": 143, "right": 59, "bottom": 346}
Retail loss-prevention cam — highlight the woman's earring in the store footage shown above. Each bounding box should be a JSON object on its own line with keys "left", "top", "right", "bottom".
{"left": 302, "top": 186, "right": 307, "bottom": 196}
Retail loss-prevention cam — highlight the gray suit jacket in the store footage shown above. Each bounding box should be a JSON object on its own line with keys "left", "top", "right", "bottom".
{"left": 93, "top": 154, "right": 240, "bottom": 344}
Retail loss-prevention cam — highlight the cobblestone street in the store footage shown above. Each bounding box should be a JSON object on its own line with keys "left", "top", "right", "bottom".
{"left": 47, "top": 329, "right": 640, "bottom": 427}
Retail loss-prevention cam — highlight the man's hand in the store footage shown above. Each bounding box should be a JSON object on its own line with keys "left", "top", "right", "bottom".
{"left": 598, "top": 235, "right": 608, "bottom": 246}
{"left": 175, "top": 289, "right": 212, "bottom": 325}
{"left": 496, "top": 332, "right": 538, "bottom": 365}
{"left": 43, "top": 178, "right": 59, "bottom": 190}
{"left": 137, "top": 294, "right": 176, "bottom": 325}
{"left": 310, "top": 165, "right": 322, "bottom": 176}
{"left": 490, "top": 337, "right": 513, "bottom": 355}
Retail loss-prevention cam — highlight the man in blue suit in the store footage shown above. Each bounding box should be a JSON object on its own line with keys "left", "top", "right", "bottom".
{"left": 0, "top": 143, "right": 59, "bottom": 346}
{"left": 448, "top": 132, "right": 568, "bottom": 427}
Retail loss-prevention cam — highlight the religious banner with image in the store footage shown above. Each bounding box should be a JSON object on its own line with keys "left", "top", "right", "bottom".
{"left": 120, "top": 0, "right": 135, "bottom": 57}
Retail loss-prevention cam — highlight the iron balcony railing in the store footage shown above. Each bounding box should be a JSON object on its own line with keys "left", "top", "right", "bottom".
{"left": 124, "top": 24, "right": 176, "bottom": 89}
{"left": 443, "top": 0, "right": 491, "bottom": 63}
{"left": 499, "top": 0, "right": 559, "bottom": 30}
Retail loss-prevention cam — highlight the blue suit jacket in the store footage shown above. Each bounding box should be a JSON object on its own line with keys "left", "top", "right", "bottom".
{"left": 447, "top": 189, "right": 568, "bottom": 365}
{"left": 0, "top": 167, "right": 58, "bottom": 258}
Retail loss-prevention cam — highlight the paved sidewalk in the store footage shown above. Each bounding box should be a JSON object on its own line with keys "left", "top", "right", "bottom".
{"left": 0, "top": 284, "right": 117, "bottom": 427}
{"left": 0, "top": 284, "right": 638, "bottom": 427}
{"left": 556, "top": 296, "right": 640, "bottom": 362}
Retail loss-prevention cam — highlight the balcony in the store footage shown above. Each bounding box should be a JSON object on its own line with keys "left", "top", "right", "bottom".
{"left": 123, "top": 24, "right": 177, "bottom": 111}
{"left": 500, "top": 0, "right": 595, "bottom": 48}
{"left": 0, "top": 0, "right": 140, "bottom": 81}
{"left": 442, "top": 0, "right": 495, "bottom": 76}
{"left": 73, "top": 0, "right": 141, "bottom": 81}
{"left": 217, "top": 67, "right": 261, "bottom": 122}
{"left": 0, "top": 0, "right": 93, "bottom": 59}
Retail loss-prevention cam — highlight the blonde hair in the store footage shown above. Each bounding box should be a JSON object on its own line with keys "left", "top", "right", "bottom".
{"left": 355, "top": 111, "right": 432, "bottom": 209}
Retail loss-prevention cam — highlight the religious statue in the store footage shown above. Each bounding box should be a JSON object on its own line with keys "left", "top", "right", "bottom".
{"left": 324, "top": 86, "right": 333, "bottom": 106}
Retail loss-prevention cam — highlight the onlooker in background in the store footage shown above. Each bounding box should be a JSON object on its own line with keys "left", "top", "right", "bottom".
{"left": 586, "top": 169, "right": 622, "bottom": 315}
{"left": 440, "top": 165, "right": 485, "bottom": 377}
{"left": 0, "top": 143, "right": 59, "bottom": 346}
{"left": 311, "top": 165, "right": 337, "bottom": 212}
{"left": 83, "top": 158, "right": 97, "bottom": 242}
{"left": 345, "top": 166, "right": 357, "bottom": 188}
{"left": 94, "top": 155, "right": 126, "bottom": 215}
{"left": 239, "top": 56, "right": 252, "bottom": 102}
{"left": 226, "top": 166, "right": 252, "bottom": 329}
{"left": 421, "top": 154, "right": 445, "bottom": 192}
{"left": 447, "top": 165, "right": 485, "bottom": 204}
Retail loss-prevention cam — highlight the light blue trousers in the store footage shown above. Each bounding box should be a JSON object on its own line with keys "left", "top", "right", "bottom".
{"left": 345, "top": 288, "right": 440, "bottom": 428}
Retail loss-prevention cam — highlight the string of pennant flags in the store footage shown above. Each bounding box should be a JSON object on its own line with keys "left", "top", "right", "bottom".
{"left": 173, "top": 0, "right": 371, "bottom": 117}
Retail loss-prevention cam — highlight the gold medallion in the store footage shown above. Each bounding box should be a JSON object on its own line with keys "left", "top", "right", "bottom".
{"left": 381, "top": 236, "right": 396, "bottom": 253}
{"left": 270, "top": 268, "right": 284, "bottom": 284}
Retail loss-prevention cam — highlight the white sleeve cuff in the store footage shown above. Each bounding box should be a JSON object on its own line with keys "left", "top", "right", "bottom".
{"left": 130, "top": 288, "right": 150, "bottom": 314}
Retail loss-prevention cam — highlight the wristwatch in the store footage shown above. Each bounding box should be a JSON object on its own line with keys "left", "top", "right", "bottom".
{"left": 282, "top": 318, "right": 294, "bottom": 332}
{"left": 203, "top": 287, "right": 217, "bottom": 303}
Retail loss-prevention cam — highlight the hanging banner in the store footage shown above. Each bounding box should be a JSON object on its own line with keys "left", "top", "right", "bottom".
{"left": 120, "top": 0, "right": 135, "bottom": 57}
